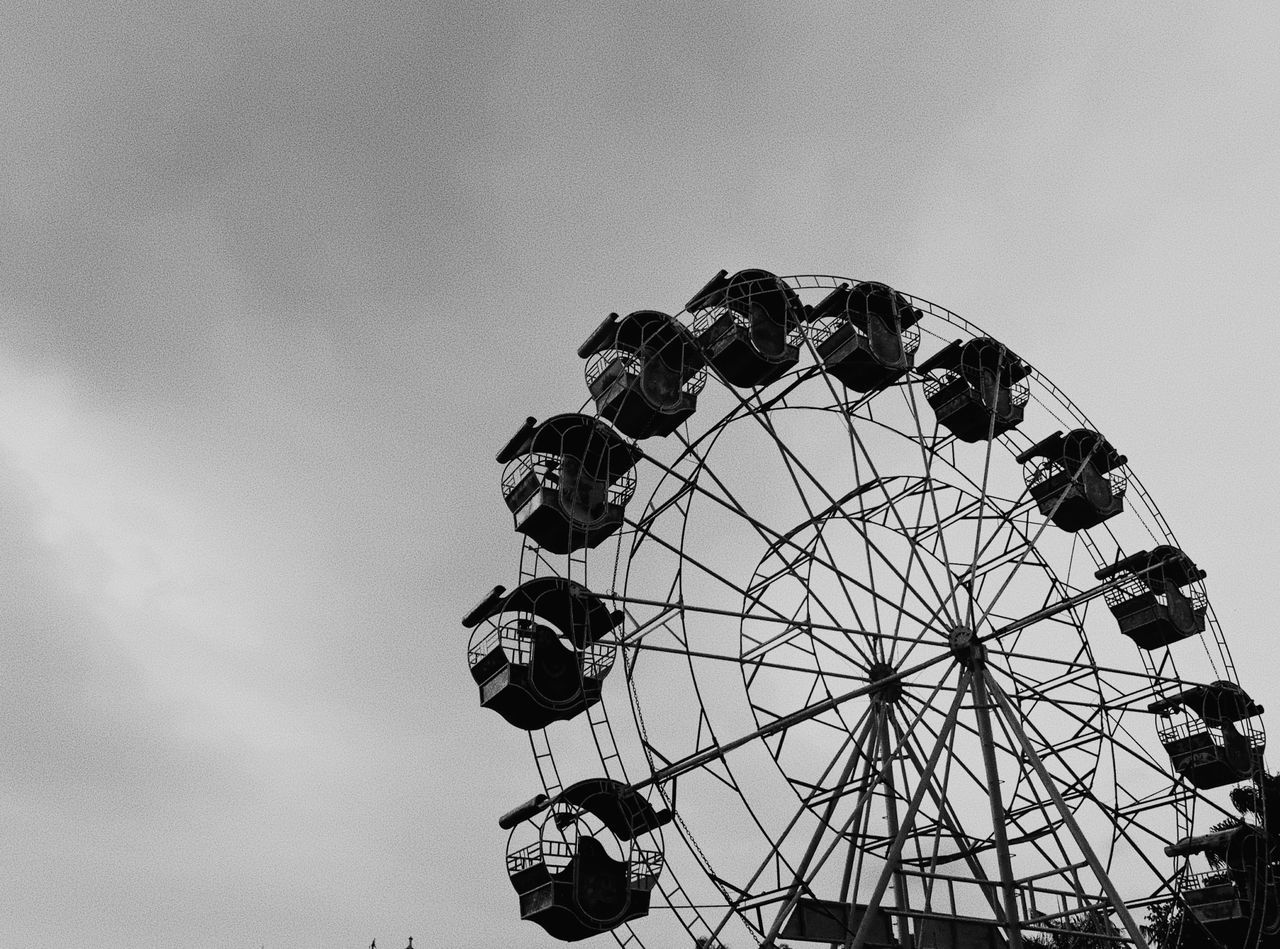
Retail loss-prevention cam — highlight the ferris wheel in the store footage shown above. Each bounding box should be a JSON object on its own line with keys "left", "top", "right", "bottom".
{"left": 463, "top": 269, "right": 1276, "bottom": 949}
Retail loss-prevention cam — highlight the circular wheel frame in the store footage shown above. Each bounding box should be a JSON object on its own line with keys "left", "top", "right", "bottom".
{"left": 494, "top": 274, "right": 1268, "bottom": 949}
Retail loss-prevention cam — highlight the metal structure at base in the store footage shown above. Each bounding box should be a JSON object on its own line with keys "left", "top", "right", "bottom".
{"left": 464, "top": 269, "right": 1273, "bottom": 949}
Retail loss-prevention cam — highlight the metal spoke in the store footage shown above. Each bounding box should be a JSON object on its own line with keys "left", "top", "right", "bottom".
{"left": 731, "top": 412, "right": 885, "bottom": 659}
{"left": 985, "top": 643, "right": 1210, "bottom": 693}
{"left": 987, "top": 661, "right": 1241, "bottom": 831}
{"left": 630, "top": 648, "right": 957, "bottom": 793}
{"left": 887, "top": 704, "right": 1011, "bottom": 928}
{"left": 982, "top": 668, "right": 1151, "bottom": 948}
{"left": 608, "top": 636, "right": 871, "bottom": 680}
{"left": 834, "top": 717, "right": 884, "bottom": 948}
{"left": 634, "top": 448, "right": 949, "bottom": 647}
{"left": 968, "top": 439, "right": 1112, "bottom": 633}
{"left": 702, "top": 710, "right": 880, "bottom": 946}
{"left": 962, "top": 346, "right": 1008, "bottom": 629}
{"left": 986, "top": 664, "right": 1195, "bottom": 882}
{"left": 878, "top": 710, "right": 915, "bottom": 949}
{"left": 970, "top": 651, "right": 1026, "bottom": 949}
{"left": 793, "top": 332, "right": 961, "bottom": 628}
{"left": 682, "top": 358, "right": 949, "bottom": 640}
{"left": 845, "top": 669, "right": 973, "bottom": 949}
{"left": 885, "top": 436, "right": 952, "bottom": 669}
{"left": 639, "top": 444, "right": 882, "bottom": 669}
{"left": 621, "top": 514, "right": 841, "bottom": 643}
{"left": 734, "top": 409, "right": 956, "bottom": 644}
{"left": 670, "top": 427, "right": 875, "bottom": 645}
{"left": 607, "top": 593, "right": 886, "bottom": 644}
{"left": 899, "top": 378, "right": 964, "bottom": 645}
{"left": 756, "top": 662, "right": 965, "bottom": 949}
{"left": 894, "top": 687, "right": 1016, "bottom": 830}
{"left": 758, "top": 708, "right": 884, "bottom": 946}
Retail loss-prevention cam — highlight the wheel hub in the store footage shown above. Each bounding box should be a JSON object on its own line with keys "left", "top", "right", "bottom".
{"left": 866, "top": 660, "right": 902, "bottom": 703}
{"left": 949, "top": 623, "right": 982, "bottom": 661}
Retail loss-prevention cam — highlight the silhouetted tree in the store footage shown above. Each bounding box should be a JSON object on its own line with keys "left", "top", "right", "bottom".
{"left": 1021, "top": 910, "right": 1116, "bottom": 948}
{"left": 1144, "top": 900, "right": 1217, "bottom": 949}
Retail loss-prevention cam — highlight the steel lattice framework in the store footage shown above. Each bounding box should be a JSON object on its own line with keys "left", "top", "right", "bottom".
{"left": 466, "top": 271, "right": 1274, "bottom": 949}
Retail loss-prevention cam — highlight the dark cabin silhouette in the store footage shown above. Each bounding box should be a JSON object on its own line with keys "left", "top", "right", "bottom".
{"left": 579, "top": 310, "right": 706, "bottom": 439}
{"left": 463, "top": 578, "right": 621, "bottom": 730}
{"left": 1096, "top": 546, "right": 1207, "bottom": 650}
{"left": 504, "top": 779, "right": 671, "bottom": 941}
{"left": 805, "top": 281, "right": 923, "bottom": 392}
{"left": 919, "top": 337, "right": 1029, "bottom": 441}
{"left": 497, "top": 414, "right": 639, "bottom": 554}
{"left": 686, "top": 268, "right": 804, "bottom": 387}
{"left": 1016, "top": 428, "right": 1127, "bottom": 532}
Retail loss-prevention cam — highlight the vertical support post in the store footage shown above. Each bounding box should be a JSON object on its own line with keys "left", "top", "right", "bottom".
{"left": 832, "top": 722, "right": 882, "bottom": 949}
{"left": 878, "top": 709, "right": 915, "bottom": 949}
{"left": 847, "top": 670, "right": 972, "bottom": 949}
{"left": 970, "top": 649, "right": 1025, "bottom": 949}
{"left": 888, "top": 706, "right": 1011, "bottom": 928}
{"left": 983, "top": 667, "right": 1151, "bottom": 949}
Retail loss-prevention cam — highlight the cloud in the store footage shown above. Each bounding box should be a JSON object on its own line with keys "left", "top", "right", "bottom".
{"left": 0, "top": 314, "right": 450, "bottom": 945}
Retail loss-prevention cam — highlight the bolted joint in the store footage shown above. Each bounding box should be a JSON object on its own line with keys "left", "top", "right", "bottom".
{"left": 948, "top": 624, "right": 985, "bottom": 664}
{"left": 866, "top": 660, "right": 903, "bottom": 703}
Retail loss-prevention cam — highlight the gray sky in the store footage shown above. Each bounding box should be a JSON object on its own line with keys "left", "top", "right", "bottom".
{"left": 3, "top": 3, "right": 1280, "bottom": 947}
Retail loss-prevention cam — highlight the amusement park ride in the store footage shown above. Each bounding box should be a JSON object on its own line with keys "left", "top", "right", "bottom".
{"left": 463, "top": 270, "right": 1276, "bottom": 948}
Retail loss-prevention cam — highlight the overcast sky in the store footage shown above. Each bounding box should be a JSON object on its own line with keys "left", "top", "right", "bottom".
{"left": 3, "top": 4, "right": 1280, "bottom": 948}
